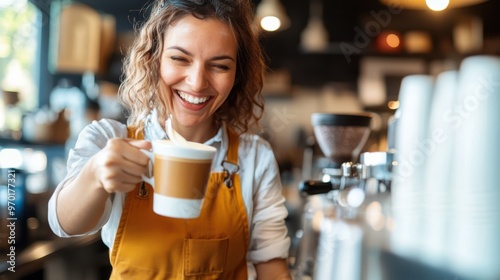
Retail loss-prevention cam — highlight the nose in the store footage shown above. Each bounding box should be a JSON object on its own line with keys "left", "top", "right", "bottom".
{"left": 186, "top": 63, "right": 209, "bottom": 91}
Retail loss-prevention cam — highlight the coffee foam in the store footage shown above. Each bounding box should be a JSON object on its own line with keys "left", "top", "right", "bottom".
{"left": 152, "top": 139, "right": 216, "bottom": 160}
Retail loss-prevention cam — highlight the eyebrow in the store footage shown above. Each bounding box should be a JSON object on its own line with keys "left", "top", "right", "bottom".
{"left": 166, "top": 46, "right": 236, "bottom": 62}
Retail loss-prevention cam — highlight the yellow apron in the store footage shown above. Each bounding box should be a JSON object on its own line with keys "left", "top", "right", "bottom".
{"left": 109, "top": 128, "right": 249, "bottom": 279}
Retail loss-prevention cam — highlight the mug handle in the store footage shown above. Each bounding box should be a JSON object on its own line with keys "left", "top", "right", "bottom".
{"left": 140, "top": 149, "right": 154, "bottom": 187}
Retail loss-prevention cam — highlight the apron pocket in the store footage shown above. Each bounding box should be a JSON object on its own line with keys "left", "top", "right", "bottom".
{"left": 184, "top": 237, "right": 229, "bottom": 276}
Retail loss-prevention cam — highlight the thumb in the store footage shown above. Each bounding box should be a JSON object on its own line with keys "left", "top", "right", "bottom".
{"left": 126, "top": 139, "right": 152, "bottom": 150}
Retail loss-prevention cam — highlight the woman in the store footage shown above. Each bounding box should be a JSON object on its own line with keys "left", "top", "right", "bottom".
{"left": 48, "top": 0, "right": 291, "bottom": 279}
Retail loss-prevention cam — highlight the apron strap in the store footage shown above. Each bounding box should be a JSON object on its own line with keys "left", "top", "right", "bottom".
{"left": 226, "top": 129, "right": 239, "bottom": 165}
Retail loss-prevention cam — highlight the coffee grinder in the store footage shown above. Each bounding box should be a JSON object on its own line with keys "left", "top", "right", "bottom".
{"left": 293, "top": 113, "right": 397, "bottom": 280}
{"left": 299, "top": 113, "right": 373, "bottom": 195}
{"left": 292, "top": 113, "right": 372, "bottom": 278}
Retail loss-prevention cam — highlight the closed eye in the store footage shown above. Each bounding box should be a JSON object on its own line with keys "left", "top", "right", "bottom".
{"left": 212, "top": 64, "right": 230, "bottom": 71}
{"left": 170, "top": 56, "right": 188, "bottom": 63}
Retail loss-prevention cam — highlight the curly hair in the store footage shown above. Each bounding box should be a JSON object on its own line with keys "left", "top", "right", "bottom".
{"left": 118, "top": 0, "right": 266, "bottom": 136}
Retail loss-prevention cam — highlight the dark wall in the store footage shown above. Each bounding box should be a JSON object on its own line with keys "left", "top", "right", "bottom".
{"left": 41, "top": 0, "right": 500, "bottom": 106}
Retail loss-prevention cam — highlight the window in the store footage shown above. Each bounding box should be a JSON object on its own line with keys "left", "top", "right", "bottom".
{"left": 0, "top": 0, "right": 40, "bottom": 111}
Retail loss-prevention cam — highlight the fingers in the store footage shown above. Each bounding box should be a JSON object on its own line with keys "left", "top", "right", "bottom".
{"left": 94, "top": 138, "right": 153, "bottom": 193}
{"left": 122, "top": 139, "right": 152, "bottom": 166}
{"left": 98, "top": 165, "right": 143, "bottom": 193}
{"left": 127, "top": 139, "right": 152, "bottom": 150}
{"left": 109, "top": 153, "right": 148, "bottom": 177}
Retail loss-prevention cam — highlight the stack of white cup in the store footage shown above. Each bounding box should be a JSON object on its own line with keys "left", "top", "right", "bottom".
{"left": 447, "top": 55, "right": 500, "bottom": 280}
{"left": 390, "top": 56, "right": 500, "bottom": 280}
{"left": 390, "top": 74, "right": 434, "bottom": 259}
{"left": 420, "top": 70, "right": 459, "bottom": 267}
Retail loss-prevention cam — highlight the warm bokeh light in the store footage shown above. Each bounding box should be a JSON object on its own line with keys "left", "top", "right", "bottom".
{"left": 426, "top": 0, "right": 450, "bottom": 11}
{"left": 377, "top": 31, "right": 402, "bottom": 53}
{"left": 260, "top": 16, "right": 281, "bottom": 32}
{"left": 388, "top": 100, "right": 400, "bottom": 110}
{"left": 404, "top": 31, "right": 433, "bottom": 53}
{"left": 386, "top": 33, "right": 401, "bottom": 48}
{"left": 365, "top": 201, "right": 386, "bottom": 231}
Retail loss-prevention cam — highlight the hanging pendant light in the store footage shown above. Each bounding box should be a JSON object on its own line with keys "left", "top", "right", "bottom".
{"left": 301, "top": 0, "right": 329, "bottom": 52}
{"left": 379, "top": 0, "right": 488, "bottom": 11}
{"left": 426, "top": 0, "right": 450, "bottom": 11}
{"left": 255, "top": 0, "right": 290, "bottom": 32}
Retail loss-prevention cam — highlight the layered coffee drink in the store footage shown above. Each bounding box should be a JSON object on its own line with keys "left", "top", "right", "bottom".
{"left": 154, "top": 154, "right": 212, "bottom": 199}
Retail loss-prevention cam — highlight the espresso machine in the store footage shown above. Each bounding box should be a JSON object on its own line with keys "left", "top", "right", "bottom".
{"left": 293, "top": 113, "right": 395, "bottom": 280}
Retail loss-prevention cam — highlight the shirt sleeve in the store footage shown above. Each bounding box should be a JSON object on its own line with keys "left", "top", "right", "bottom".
{"left": 47, "top": 119, "right": 127, "bottom": 237}
{"left": 246, "top": 137, "right": 291, "bottom": 263}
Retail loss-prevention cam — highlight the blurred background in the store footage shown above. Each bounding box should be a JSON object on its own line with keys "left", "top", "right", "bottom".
{"left": 1, "top": 0, "right": 499, "bottom": 279}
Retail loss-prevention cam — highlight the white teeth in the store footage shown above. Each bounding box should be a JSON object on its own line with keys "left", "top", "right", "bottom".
{"left": 177, "top": 91, "right": 209, "bottom": 104}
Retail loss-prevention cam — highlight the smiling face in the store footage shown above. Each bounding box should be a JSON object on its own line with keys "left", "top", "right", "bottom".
{"left": 159, "top": 15, "right": 237, "bottom": 141}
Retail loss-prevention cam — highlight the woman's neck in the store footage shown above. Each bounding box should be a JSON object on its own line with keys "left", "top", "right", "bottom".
{"left": 173, "top": 121, "right": 219, "bottom": 143}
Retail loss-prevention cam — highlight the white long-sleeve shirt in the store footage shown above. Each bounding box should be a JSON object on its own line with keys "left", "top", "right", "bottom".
{"left": 48, "top": 118, "right": 290, "bottom": 263}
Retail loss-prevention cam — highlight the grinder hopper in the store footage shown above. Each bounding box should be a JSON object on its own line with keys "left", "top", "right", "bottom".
{"left": 292, "top": 112, "right": 374, "bottom": 275}
{"left": 312, "top": 113, "right": 373, "bottom": 166}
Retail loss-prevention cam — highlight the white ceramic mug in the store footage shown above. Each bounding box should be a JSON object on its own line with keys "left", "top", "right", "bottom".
{"left": 141, "top": 139, "right": 217, "bottom": 219}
